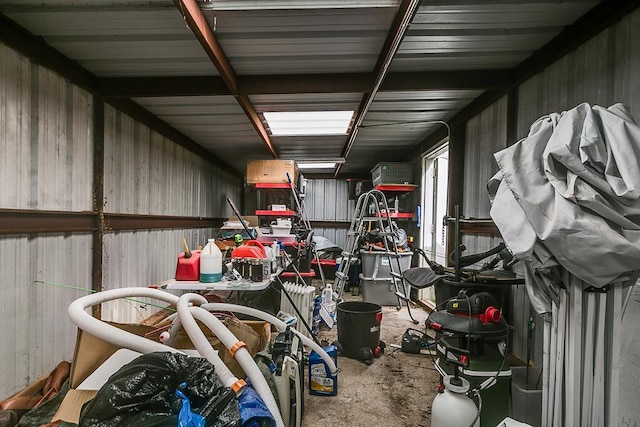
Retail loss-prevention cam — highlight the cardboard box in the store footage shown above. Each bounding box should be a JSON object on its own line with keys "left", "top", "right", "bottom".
{"left": 246, "top": 159, "right": 297, "bottom": 185}
{"left": 172, "top": 318, "right": 271, "bottom": 379}
{"left": 53, "top": 319, "right": 271, "bottom": 424}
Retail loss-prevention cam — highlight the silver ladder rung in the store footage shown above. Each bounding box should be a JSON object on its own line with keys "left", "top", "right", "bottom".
{"left": 341, "top": 251, "right": 353, "bottom": 257}
{"left": 395, "top": 291, "right": 409, "bottom": 300}
{"left": 335, "top": 271, "right": 347, "bottom": 279}
{"left": 389, "top": 271, "right": 403, "bottom": 279}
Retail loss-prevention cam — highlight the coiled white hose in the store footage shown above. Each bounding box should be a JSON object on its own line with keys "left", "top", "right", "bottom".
{"left": 175, "top": 293, "right": 239, "bottom": 390}
{"left": 176, "top": 294, "right": 284, "bottom": 427}
{"left": 67, "top": 287, "right": 183, "bottom": 355}
{"left": 67, "top": 287, "right": 284, "bottom": 427}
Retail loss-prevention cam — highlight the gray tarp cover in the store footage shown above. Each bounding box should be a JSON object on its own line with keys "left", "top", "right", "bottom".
{"left": 488, "top": 103, "right": 640, "bottom": 313}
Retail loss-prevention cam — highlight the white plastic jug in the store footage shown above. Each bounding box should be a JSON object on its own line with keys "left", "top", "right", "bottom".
{"left": 200, "top": 239, "right": 222, "bottom": 283}
{"left": 431, "top": 376, "right": 479, "bottom": 427}
{"left": 322, "top": 283, "right": 334, "bottom": 304}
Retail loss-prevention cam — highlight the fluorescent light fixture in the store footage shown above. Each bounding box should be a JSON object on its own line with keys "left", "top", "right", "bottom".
{"left": 297, "top": 162, "right": 337, "bottom": 169}
{"left": 264, "top": 111, "right": 354, "bottom": 136}
{"left": 296, "top": 158, "right": 345, "bottom": 170}
{"left": 201, "top": 1, "right": 398, "bottom": 11}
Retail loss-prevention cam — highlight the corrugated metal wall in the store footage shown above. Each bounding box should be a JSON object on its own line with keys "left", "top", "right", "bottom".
{"left": 518, "top": 9, "right": 640, "bottom": 136}
{"left": 0, "top": 44, "right": 94, "bottom": 211}
{"left": 0, "top": 42, "right": 242, "bottom": 397}
{"left": 104, "top": 104, "right": 240, "bottom": 217}
{"left": 304, "top": 179, "right": 354, "bottom": 249}
{"left": 0, "top": 43, "right": 94, "bottom": 396}
{"left": 100, "top": 106, "right": 242, "bottom": 322}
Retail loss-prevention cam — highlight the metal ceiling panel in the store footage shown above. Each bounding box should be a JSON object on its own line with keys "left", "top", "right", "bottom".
{"left": 1, "top": 2, "right": 216, "bottom": 77}
{"left": 133, "top": 95, "right": 266, "bottom": 170}
{"left": 203, "top": 7, "right": 398, "bottom": 74}
{"left": 0, "top": 0, "right": 610, "bottom": 174}
{"left": 351, "top": 89, "right": 478, "bottom": 170}
{"left": 391, "top": 0, "right": 599, "bottom": 72}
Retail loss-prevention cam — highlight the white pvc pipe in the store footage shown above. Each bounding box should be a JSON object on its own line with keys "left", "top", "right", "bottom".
{"left": 175, "top": 294, "right": 238, "bottom": 390}
{"left": 188, "top": 306, "right": 284, "bottom": 427}
{"left": 201, "top": 303, "right": 338, "bottom": 375}
{"left": 162, "top": 302, "right": 337, "bottom": 374}
{"left": 68, "top": 287, "right": 184, "bottom": 355}
{"left": 175, "top": 294, "right": 283, "bottom": 427}
{"left": 542, "top": 317, "right": 550, "bottom": 427}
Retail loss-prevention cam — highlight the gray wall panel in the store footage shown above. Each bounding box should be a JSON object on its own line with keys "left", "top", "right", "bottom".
{"left": 0, "top": 234, "right": 92, "bottom": 397}
{"left": 0, "top": 43, "right": 93, "bottom": 211}
{"left": 101, "top": 228, "right": 216, "bottom": 323}
{"left": 518, "top": 9, "right": 640, "bottom": 139}
{"left": 305, "top": 179, "right": 352, "bottom": 221}
{"left": 0, "top": 42, "right": 241, "bottom": 398}
{"left": 303, "top": 179, "right": 353, "bottom": 250}
{"left": 104, "top": 104, "right": 241, "bottom": 217}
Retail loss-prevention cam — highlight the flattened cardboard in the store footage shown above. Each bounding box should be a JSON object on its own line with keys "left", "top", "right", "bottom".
{"left": 172, "top": 318, "right": 271, "bottom": 378}
{"left": 52, "top": 389, "right": 97, "bottom": 424}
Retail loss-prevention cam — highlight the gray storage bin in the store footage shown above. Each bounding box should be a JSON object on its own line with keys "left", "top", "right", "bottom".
{"left": 370, "top": 162, "right": 414, "bottom": 186}
{"left": 360, "top": 250, "right": 412, "bottom": 279}
{"left": 360, "top": 275, "right": 410, "bottom": 306}
{"left": 511, "top": 366, "right": 542, "bottom": 427}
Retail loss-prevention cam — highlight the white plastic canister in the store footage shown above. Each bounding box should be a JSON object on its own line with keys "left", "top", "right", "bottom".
{"left": 431, "top": 376, "right": 479, "bottom": 427}
{"left": 200, "top": 239, "right": 223, "bottom": 283}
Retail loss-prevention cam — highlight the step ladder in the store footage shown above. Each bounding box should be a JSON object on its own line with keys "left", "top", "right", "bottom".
{"left": 334, "top": 189, "right": 418, "bottom": 323}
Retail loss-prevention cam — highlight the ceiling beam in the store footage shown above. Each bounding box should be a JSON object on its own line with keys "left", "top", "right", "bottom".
{"left": 336, "top": 0, "right": 421, "bottom": 176}
{"left": 174, "top": 0, "right": 277, "bottom": 158}
{"left": 98, "top": 70, "right": 511, "bottom": 98}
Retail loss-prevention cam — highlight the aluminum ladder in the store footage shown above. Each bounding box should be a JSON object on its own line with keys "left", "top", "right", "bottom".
{"left": 334, "top": 189, "right": 418, "bottom": 323}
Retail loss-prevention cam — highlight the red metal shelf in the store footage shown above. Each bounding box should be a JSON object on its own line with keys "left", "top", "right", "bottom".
{"left": 255, "top": 210, "right": 295, "bottom": 216}
{"left": 374, "top": 211, "right": 414, "bottom": 219}
{"left": 253, "top": 182, "right": 291, "bottom": 189}
{"left": 280, "top": 270, "right": 316, "bottom": 277}
{"left": 375, "top": 184, "right": 418, "bottom": 192}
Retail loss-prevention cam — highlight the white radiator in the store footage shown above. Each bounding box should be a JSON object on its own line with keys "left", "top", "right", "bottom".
{"left": 280, "top": 282, "right": 316, "bottom": 337}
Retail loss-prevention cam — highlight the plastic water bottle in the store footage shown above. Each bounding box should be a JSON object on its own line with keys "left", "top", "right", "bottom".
{"left": 271, "top": 240, "right": 280, "bottom": 269}
{"left": 200, "top": 239, "right": 222, "bottom": 283}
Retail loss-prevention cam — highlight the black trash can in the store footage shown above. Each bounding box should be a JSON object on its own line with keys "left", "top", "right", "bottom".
{"left": 337, "top": 301, "right": 382, "bottom": 358}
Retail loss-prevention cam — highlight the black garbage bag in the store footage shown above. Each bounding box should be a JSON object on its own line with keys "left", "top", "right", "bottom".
{"left": 79, "top": 352, "right": 241, "bottom": 427}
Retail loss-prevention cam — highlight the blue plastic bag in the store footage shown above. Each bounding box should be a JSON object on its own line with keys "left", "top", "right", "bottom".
{"left": 176, "top": 383, "right": 206, "bottom": 427}
{"left": 237, "top": 386, "right": 275, "bottom": 427}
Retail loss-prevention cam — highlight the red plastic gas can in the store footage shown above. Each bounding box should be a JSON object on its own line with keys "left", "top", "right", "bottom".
{"left": 175, "top": 250, "right": 201, "bottom": 281}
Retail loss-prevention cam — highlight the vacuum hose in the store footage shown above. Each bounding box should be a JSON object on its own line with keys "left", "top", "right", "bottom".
{"left": 68, "top": 288, "right": 284, "bottom": 427}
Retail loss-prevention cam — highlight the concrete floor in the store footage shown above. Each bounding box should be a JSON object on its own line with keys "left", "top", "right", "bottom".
{"left": 301, "top": 294, "right": 440, "bottom": 427}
